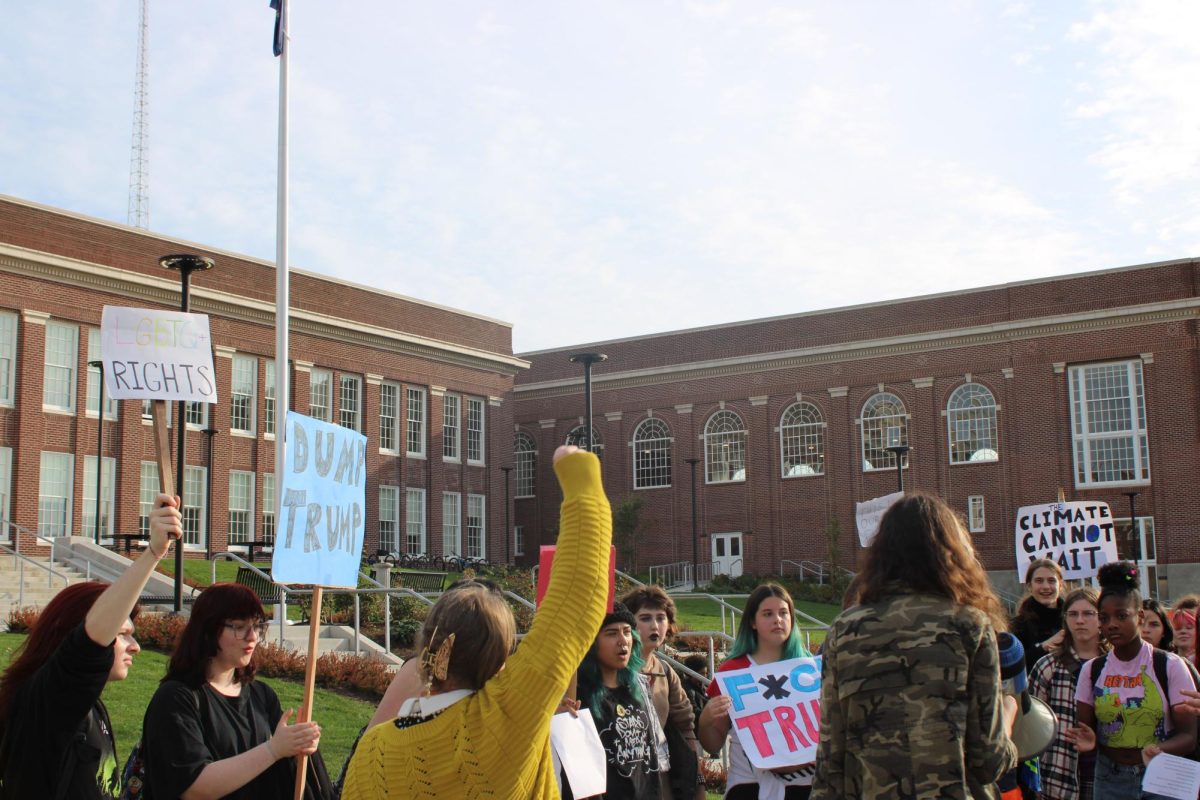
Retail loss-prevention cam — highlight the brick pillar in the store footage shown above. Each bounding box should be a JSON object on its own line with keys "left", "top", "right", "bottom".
{"left": 13, "top": 311, "right": 50, "bottom": 551}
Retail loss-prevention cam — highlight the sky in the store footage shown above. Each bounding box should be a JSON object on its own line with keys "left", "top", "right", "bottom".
{"left": 3, "top": 2, "right": 1199, "bottom": 353}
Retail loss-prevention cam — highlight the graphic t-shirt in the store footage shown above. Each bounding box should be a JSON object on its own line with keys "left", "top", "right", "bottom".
{"left": 1075, "top": 640, "right": 1196, "bottom": 749}
{"left": 593, "top": 684, "right": 662, "bottom": 800}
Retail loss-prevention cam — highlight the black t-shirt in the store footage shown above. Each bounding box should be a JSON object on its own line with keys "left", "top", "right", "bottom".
{"left": 142, "top": 679, "right": 313, "bottom": 800}
{"left": 591, "top": 684, "right": 662, "bottom": 800}
{"left": 0, "top": 623, "right": 119, "bottom": 800}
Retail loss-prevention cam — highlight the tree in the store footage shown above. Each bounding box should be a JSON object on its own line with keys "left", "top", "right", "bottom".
{"left": 825, "top": 515, "right": 843, "bottom": 587}
{"left": 612, "top": 496, "right": 645, "bottom": 572}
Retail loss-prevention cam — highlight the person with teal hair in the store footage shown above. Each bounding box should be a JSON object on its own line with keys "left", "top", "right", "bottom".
{"left": 699, "top": 583, "right": 815, "bottom": 799}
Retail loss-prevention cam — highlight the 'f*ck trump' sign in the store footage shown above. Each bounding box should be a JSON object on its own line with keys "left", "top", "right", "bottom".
{"left": 715, "top": 657, "right": 823, "bottom": 768}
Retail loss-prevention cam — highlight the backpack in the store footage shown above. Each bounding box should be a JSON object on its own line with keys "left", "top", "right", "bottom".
{"left": 1087, "top": 647, "right": 1200, "bottom": 759}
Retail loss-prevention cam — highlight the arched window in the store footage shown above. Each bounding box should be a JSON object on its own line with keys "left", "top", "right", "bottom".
{"left": 565, "top": 425, "right": 603, "bottom": 456}
{"left": 947, "top": 383, "right": 999, "bottom": 464}
{"left": 514, "top": 432, "right": 537, "bottom": 497}
{"left": 704, "top": 410, "right": 746, "bottom": 484}
{"left": 780, "top": 402, "right": 824, "bottom": 477}
{"left": 632, "top": 418, "right": 672, "bottom": 489}
{"left": 860, "top": 392, "right": 907, "bottom": 472}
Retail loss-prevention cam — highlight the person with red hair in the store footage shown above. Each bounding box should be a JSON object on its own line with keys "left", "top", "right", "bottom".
{"left": 0, "top": 494, "right": 182, "bottom": 799}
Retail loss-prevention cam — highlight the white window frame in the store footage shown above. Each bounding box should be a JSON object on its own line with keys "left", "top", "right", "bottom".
{"left": 514, "top": 432, "right": 537, "bottom": 498}
{"left": 406, "top": 488, "right": 427, "bottom": 555}
{"left": 85, "top": 328, "right": 117, "bottom": 419}
{"left": 860, "top": 392, "right": 908, "bottom": 472}
{"left": 264, "top": 359, "right": 277, "bottom": 438}
{"left": 182, "top": 466, "right": 207, "bottom": 549}
{"left": 0, "top": 447, "right": 12, "bottom": 540}
{"left": 632, "top": 417, "right": 673, "bottom": 489}
{"left": 262, "top": 473, "right": 276, "bottom": 546}
{"left": 442, "top": 393, "right": 461, "bottom": 461}
{"left": 703, "top": 410, "right": 746, "bottom": 484}
{"left": 38, "top": 451, "right": 73, "bottom": 538}
{"left": 43, "top": 321, "right": 78, "bottom": 413}
{"left": 139, "top": 462, "right": 159, "bottom": 538}
{"left": 467, "top": 397, "right": 485, "bottom": 465}
{"left": 82, "top": 455, "right": 116, "bottom": 541}
{"left": 230, "top": 354, "right": 257, "bottom": 435}
{"left": 141, "top": 399, "right": 172, "bottom": 427}
{"left": 466, "top": 494, "right": 486, "bottom": 560}
{"left": 228, "top": 471, "right": 255, "bottom": 547}
{"left": 1068, "top": 360, "right": 1151, "bottom": 487}
{"left": 310, "top": 367, "right": 332, "bottom": 422}
{"left": 514, "top": 524, "right": 524, "bottom": 557}
{"left": 779, "top": 402, "right": 825, "bottom": 478}
{"left": 379, "top": 485, "right": 400, "bottom": 554}
{"left": 947, "top": 383, "right": 999, "bottom": 464}
{"left": 0, "top": 311, "right": 16, "bottom": 407}
{"left": 968, "top": 495, "right": 986, "bottom": 533}
{"left": 380, "top": 381, "right": 400, "bottom": 454}
{"left": 340, "top": 374, "right": 362, "bottom": 432}
{"left": 406, "top": 386, "right": 426, "bottom": 458}
{"left": 185, "top": 401, "right": 208, "bottom": 429}
{"left": 442, "top": 491, "right": 462, "bottom": 557}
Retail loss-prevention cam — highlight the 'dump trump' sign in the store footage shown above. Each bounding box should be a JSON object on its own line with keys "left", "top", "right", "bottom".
{"left": 716, "top": 657, "right": 822, "bottom": 769}
{"left": 1013, "top": 501, "right": 1118, "bottom": 580}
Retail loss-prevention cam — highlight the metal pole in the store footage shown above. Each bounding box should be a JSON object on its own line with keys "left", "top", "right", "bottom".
{"left": 500, "top": 466, "right": 512, "bottom": 564}
{"left": 569, "top": 353, "right": 608, "bottom": 452}
{"left": 1126, "top": 491, "right": 1140, "bottom": 587}
{"left": 161, "top": 254, "right": 214, "bottom": 612}
{"left": 89, "top": 360, "right": 105, "bottom": 544}
{"left": 687, "top": 457, "right": 700, "bottom": 589}
{"left": 204, "top": 428, "right": 217, "bottom": 560}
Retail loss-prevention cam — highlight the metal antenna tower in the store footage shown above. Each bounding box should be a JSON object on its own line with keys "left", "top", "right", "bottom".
{"left": 127, "top": 0, "right": 150, "bottom": 229}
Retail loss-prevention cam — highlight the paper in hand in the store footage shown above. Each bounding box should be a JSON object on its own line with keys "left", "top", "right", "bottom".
{"left": 550, "top": 708, "right": 607, "bottom": 798}
{"left": 1142, "top": 752, "right": 1200, "bottom": 800}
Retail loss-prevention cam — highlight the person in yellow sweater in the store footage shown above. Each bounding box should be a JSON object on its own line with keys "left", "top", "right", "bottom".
{"left": 341, "top": 445, "right": 612, "bottom": 799}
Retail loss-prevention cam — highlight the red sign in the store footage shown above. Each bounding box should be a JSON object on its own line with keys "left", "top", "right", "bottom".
{"left": 536, "top": 545, "right": 616, "bottom": 612}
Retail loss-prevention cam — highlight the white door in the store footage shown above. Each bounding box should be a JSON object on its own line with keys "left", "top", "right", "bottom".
{"left": 712, "top": 532, "right": 743, "bottom": 578}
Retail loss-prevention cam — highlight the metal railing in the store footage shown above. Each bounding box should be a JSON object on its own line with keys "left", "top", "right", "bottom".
{"left": 648, "top": 560, "right": 721, "bottom": 590}
{"left": 0, "top": 518, "right": 72, "bottom": 608}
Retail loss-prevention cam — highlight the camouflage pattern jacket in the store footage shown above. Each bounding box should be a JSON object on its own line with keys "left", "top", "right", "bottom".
{"left": 811, "top": 591, "right": 1018, "bottom": 800}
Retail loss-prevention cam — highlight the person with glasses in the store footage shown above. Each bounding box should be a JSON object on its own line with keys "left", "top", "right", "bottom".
{"left": 140, "top": 583, "right": 328, "bottom": 799}
{"left": 1030, "top": 587, "right": 1107, "bottom": 800}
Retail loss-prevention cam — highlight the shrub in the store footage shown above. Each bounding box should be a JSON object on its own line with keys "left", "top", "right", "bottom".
{"left": 390, "top": 617, "right": 421, "bottom": 647}
{"left": 6, "top": 606, "right": 38, "bottom": 633}
{"left": 134, "top": 613, "right": 188, "bottom": 651}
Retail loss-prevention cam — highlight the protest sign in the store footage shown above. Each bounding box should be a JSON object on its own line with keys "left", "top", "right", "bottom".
{"left": 550, "top": 709, "right": 607, "bottom": 798}
{"left": 271, "top": 411, "right": 368, "bottom": 587}
{"left": 100, "top": 306, "right": 217, "bottom": 404}
{"left": 855, "top": 492, "right": 904, "bottom": 547}
{"left": 536, "top": 544, "right": 616, "bottom": 611}
{"left": 715, "top": 656, "right": 822, "bottom": 769}
{"left": 1014, "top": 501, "right": 1117, "bottom": 580}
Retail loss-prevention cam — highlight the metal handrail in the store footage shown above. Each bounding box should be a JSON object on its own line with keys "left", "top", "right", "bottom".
{"left": 0, "top": 518, "right": 72, "bottom": 607}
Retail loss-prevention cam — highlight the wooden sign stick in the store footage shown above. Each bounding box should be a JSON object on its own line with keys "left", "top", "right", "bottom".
{"left": 151, "top": 400, "right": 175, "bottom": 497}
{"left": 293, "top": 585, "right": 323, "bottom": 800}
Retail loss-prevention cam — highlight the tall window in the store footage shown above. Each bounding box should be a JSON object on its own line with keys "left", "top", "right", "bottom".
{"left": 442, "top": 492, "right": 461, "bottom": 556}
{"left": 38, "top": 452, "right": 73, "bottom": 537}
{"left": 1068, "top": 360, "right": 1150, "bottom": 486}
{"left": 229, "top": 471, "right": 254, "bottom": 545}
{"left": 566, "top": 425, "right": 603, "bottom": 454}
{"left": 379, "top": 486, "right": 400, "bottom": 553}
{"left": 141, "top": 399, "right": 172, "bottom": 426}
{"left": 185, "top": 402, "right": 207, "bottom": 428}
{"left": 310, "top": 368, "right": 332, "bottom": 422}
{"left": 139, "top": 462, "right": 159, "bottom": 538}
{"left": 442, "top": 394, "right": 461, "bottom": 460}
{"left": 82, "top": 456, "right": 116, "bottom": 540}
{"left": 264, "top": 359, "right": 276, "bottom": 436}
{"left": 467, "top": 397, "right": 485, "bottom": 464}
{"left": 85, "top": 329, "right": 116, "bottom": 418}
{"left": 262, "top": 473, "right": 276, "bottom": 545}
{"left": 406, "top": 387, "right": 426, "bottom": 457}
{"left": 633, "top": 418, "right": 672, "bottom": 489}
{"left": 968, "top": 496, "right": 986, "bottom": 533}
{"left": 43, "top": 321, "right": 77, "bottom": 411}
{"left": 380, "top": 381, "right": 400, "bottom": 453}
{"left": 466, "top": 494, "right": 486, "bottom": 559}
{"left": 780, "top": 402, "right": 825, "bottom": 477}
{"left": 861, "top": 392, "right": 907, "bottom": 472}
{"left": 948, "top": 383, "right": 999, "bottom": 464}
{"left": 230, "top": 354, "right": 257, "bottom": 434}
{"left": 514, "top": 525, "right": 524, "bottom": 557}
{"left": 405, "top": 488, "right": 426, "bottom": 554}
{"left": 704, "top": 410, "right": 746, "bottom": 484}
{"left": 183, "top": 466, "right": 206, "bottom": 547}
{"left": 0, "top": 447, "right": 11, "bottom": 534}
{"left": 514, "top": 432, "right": 537, "bottom": 498}
{"left": 340, "top": 374, "right": 362, "bottom": 432}
{"left": 0, "top": 311, "right": 15, "bottom": 406}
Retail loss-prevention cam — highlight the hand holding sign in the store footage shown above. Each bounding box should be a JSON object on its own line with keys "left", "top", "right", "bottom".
{"left": 146, "top": 494, "right": 183, "bottom": 560}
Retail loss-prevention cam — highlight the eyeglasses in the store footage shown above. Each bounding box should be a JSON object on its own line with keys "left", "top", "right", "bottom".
{"left": 224, "top": 621, "right": 269, "bottom": 640}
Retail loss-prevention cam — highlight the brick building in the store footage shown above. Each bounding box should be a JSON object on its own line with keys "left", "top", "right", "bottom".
{"left": 0, "top": 195, "right": 528, "bottom": 563}
{"left": 511, "top": 259, "right": 1200, "bottom": 596}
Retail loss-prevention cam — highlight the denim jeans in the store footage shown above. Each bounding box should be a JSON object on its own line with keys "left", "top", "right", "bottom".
{"left": 1091, "top": 752, "right": 1171, "bottom": 800}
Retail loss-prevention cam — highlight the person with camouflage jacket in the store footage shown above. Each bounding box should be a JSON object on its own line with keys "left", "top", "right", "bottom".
{"left": 812, "top": 493, "right": 1019, "bottom": 800}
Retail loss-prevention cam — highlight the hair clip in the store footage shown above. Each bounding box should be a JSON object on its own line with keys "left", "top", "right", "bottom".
{"left": 420, "top": 626, "right": 455, "bottom": 688}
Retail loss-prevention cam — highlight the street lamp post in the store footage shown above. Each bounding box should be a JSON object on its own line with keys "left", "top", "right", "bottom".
{"left": 686, "top": 457, "right": 700, "bottom": 590}
{"left": 884, "top": 426, "right": 909, "bottom": 494}
{"left": 568, "top": 352, "right": 607, "bottom": 452}
{"left": 160, "top": 254, "right": 214, "bottom": 612}
{"left": 500, "top": 466, "right": 512, "bottom": 564}
{"left": 87, "top": 360, "right": 105, "bottom": 544}
{"left": 203, "top": 427, "right": 218, "bottom": 560}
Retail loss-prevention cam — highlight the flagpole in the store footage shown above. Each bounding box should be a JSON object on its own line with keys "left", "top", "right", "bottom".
{"left": 274, "top": 0, "right": 289, "bottom": 531}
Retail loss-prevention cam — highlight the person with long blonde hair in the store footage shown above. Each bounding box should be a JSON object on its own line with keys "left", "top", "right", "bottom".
{"left": 812, "top": 493, "right": 1018, "bottom": 800}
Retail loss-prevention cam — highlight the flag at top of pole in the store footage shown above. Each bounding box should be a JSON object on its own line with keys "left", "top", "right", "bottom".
{"left": 270, "top": 0, "right": 286, "bottom": 56}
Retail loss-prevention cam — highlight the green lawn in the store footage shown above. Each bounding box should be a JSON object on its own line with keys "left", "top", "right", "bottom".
{"left": 0, "top": 633, "right": 373, "bottom": 779}
{"left": 675, "top": 596, "right": 838, "bottom": 633}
